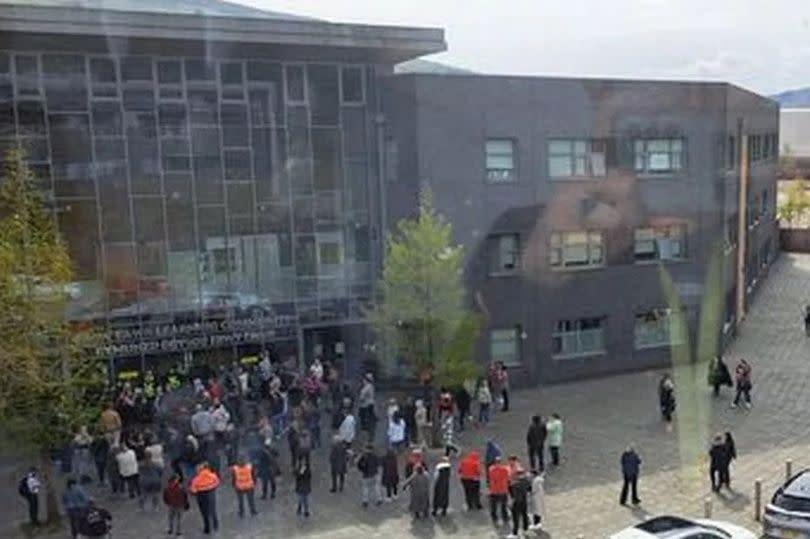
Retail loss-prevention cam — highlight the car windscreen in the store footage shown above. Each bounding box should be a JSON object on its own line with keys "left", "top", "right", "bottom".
{"left": 774, "top": 493, "right": 810, "bottom": 513}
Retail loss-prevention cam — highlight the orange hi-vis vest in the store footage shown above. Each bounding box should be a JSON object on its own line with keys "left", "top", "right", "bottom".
{"left": 189, "top": 468, "right": 220, "bottom": 494}
{"left": 231, "top": 464, "right": 255, "bottom": 491}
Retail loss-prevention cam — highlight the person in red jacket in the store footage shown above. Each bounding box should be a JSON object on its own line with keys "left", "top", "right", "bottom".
{"left": 488, "top": 455, "right": 510, "bottom": 525}
{"left": 458, "top": 450, "right": 483, "bottom": 510}
{"left": 162, "top": 473, "right": 189, "bottom": 537}
{"left": 189, "top": 463, "right": 221, "bottom": 535}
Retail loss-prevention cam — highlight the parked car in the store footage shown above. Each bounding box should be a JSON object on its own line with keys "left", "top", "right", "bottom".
{"left": 763, "top": 469, "right": 810, "bottom": 538}
{"left": 610, "top": 515, "right": 756, "bottom": 539}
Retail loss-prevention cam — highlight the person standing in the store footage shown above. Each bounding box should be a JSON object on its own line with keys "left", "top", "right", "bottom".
{"left": 337, "top": 410, "right": 356, "bottom": 448}
{"left": 708, "top": 356, "right": 732, "bottom": 397}
{"left": 405, "top": 446, "right": 427, "bottom": 478}
{"left": 526, "top": 415, "right": 547, "bottom": 472}
{"left": 294, "top": 462, "right": 312, "bottom": 518}
{"left": 140, "top": 457, "right": 163, "bottom": 510}
{"left": 508, "top": 468, "right": 532, "bottom": 539}
{"left": 415, "top": 399, "right": 431, "bottom": 448}
{"left": 487, "top": 455, "right": 510, "bottom": 525}
{"left": 721, "top": 431, "right": 737, "bottom": 489}
{"left": 254, "top": 439, "right": 279, "bottom": 500}
{"left": 100, "top": 402, "right": 122, "bottom": 447}
{"left": 619, "top": 446, "right": 641, "bottom": 506}
{"left": 403, "top": 464, "right": 431, "bottom": 519}
{"left": 329, "top": 435, "right": 347, "bottom": 493}
{"left": 709, "top": 434, "right": 726, "bottom": 492}
{"left": 658, "top": 375, "right": 676, "bottom": 422}
{"left": 357, "top": 444, "right": 382, "bottom": 508}
{"left": 432, "top": 456, "right": 452, "bottom": 517}
{"left": 454, "top": 384, "right": 472, "bottom": 431}
{"left": 62, "top": 478, "right": 91, "bottom": 539}
{"left": 358, "top": 374, "right": 377, "bottom": 443}
{"left": 546, "top": 414, "right": 564, "bottom": 467}
{"left": 441, "top": 413, "right": 458, "bottom": 457}
{"left": 498, "top": 363, "right": 510, "bottom": 412}
{"left": 732, "top": 359, "right": 753, "bottom": 409}
{"left": 387, "top": 412, "right": 407, "bottom": 452}
{"left": 189, "top": 463, "right": 221, "bottom": 535}
{"left": 477, "top": 380, "right": 492, "bottom": 425}
{"left": 231, "top": 456, "right": 258, "bottom": 518}
{"left": 190, "top": 404, "right": 214, "bottom": 444}
{"left": 19, "top": 467, "right": 41, "bottom": 526}
{"left": 72, "top": 426, "right": 95, "bottom": 483}
{"left": 91, "top": 435, "right": 110, "bottom": 486}
{"left": 382, "top": 448, "right": 400, "bottom": 501}
{"left": 458, "top": 450, "right": 483, "bottom": 510}
{"left": 163, "top": 473, "right": 189, "bottom": 537}
{"left": 530, "top": 471, "right": 545, "bottom": 530}
{"left": 116, "top": 444, "right": 140, "bottom": 499}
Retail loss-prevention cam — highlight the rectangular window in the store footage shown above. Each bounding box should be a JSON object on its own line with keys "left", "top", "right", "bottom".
{"left": 488, "top": 234, "right": 519, "bottom": 274}
{"left": 634, "top": 309, "right": 685, "bottom": 349}
{"left": 727, "top": 135, "right": 736, "bottom": 169}
{"left": 490, "top": 327, "right": 521, "bottom": 366}
{"left": 548, "top": 139, "right": 606, "bottom": 178}
{"left": 552, "top": 317, "right": 605, "bottom": 358}
{"left": 550, "top": 231, "right": 603, "bottom": 269}
{"left": 485, "top": 139, "right": 516, "bottom": 182}
{"left": 634, "top": 225, "right": 686, "bottom": 262}
{"left": 285, "top": 64, "right": 306, "bottom": 103}
{"left": 14, "top": 55, "right": 40, "bottom": 97}
{"left": 761, "top": 189, "right": 769, "bottom": 217}
{"left": 340, "top": 66, "right": 364, "bottom": 104}
{"left": 634, "top": 138, "right": 684, "bottom": 174}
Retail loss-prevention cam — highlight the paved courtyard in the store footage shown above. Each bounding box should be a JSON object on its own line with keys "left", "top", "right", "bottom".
{"left": 8, "top": 252, "right": 810, "bottom": 539}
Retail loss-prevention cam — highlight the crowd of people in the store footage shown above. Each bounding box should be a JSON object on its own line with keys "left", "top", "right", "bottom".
{"left": 15, "top": 351, "right": 756, "bottom": 538}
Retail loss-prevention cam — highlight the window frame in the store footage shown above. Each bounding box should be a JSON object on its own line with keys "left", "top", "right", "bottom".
{"left": 284, "top": 63, "right": 308, "bottom": 105}
{"left": 549, "top": 230, "right": 604, "bottom": 270}
{"left": 633, "top": 137, "right": 685, "bottom": 175}
{"left": 547, "top": 138, "right": 606, "bottom": 179}
{"left": 633, "top": 225, "right": 686, "bottom": 263}
{"left": 484, "top": 138, "right": 517, "bottom": 183}
{"left": 552, "top": 317, "right": 606, "bottom": 359}
{"left": 633, "top": 308, "right": 686, "bottom": 350}
{"left": 488, "top": 233, "right": 520, "bottom": 275}
{"left": 339, "top": 65, "right": 365, "bottom": 105}
{"left": 490, "top": 326, "right": 522, "bottom": 367}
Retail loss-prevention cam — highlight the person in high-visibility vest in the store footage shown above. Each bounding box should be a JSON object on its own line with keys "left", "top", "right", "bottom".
{"left": 189, "top": 462, "right": 220, "bottom": 535}
{"left": 230, "top": 456, "right": 257, "bottom": 518}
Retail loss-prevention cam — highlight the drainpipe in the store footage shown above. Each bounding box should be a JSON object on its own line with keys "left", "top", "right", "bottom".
{"left": 736, "top": 131, "right": 748, "bottom": 323}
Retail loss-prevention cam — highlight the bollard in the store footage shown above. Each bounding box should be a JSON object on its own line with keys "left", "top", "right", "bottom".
{"left": 754, "top": 478, "right": 762, "bottom": 521}
{"left": 704, "top": 496, "right": 713, "bottom": 518}
{"left": 787, "top": 460, "right": 794, "bottom": 482}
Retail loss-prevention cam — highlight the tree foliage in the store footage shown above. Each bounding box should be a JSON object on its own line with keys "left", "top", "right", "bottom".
{"left": 369, "top": 188, "right": 480, "bottom": 385}
{"left": 777, "top": 178, "right": 810, "bottom": 227}
{"left": 0, "top": 146, "right": 104, "bottom": 521}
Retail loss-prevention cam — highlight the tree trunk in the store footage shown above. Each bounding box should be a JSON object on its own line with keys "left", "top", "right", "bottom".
{"left": 39, "top": 452, "right": 61, "bottom": 524}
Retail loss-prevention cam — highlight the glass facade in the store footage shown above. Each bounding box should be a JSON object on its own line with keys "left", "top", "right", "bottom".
{"left": 0, "top": 51, "right": 377, "bottom": 371}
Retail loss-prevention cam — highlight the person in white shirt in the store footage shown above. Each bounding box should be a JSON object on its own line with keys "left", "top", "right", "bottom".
{"left": 115, "top": 445, "right": 140, "bottom": 499}
{"left": 530, "top": 471, "right": 545, "bottom": 530}
{"left": 21, "top": 467, "right": 41, "bottom": 525}
{"left": 387, "top": 413, "right": 406, "bottom": 451}
{"left": 211, "top": 400, "right": 231, "bottom": 438}
{"left": 337, "top": 412, "right": 356, "bottom": 447}
{"left": 310, "top": 358, "right": 324, "bottom": 382}
{"left": 145, "top": 436, "right": 164, "bottom": 470}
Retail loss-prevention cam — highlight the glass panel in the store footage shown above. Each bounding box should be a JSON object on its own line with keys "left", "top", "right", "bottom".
{"left": 549, "top": 156, "right": 572, "bottom": 177}
{"left": 17, "top": 100, "right": 46, "bottom": 136}
{"left": 487, "top": 154, "right": 514, "bottom": 170}
{"left": 220, "top": 62, "right": 244, "bottom": 85}
{"left": 188, "top": 89, "right": 218, "bottom": 125}
{"left": 92, "top": 102, "right": 123, "bottom": 136}
{"left": 221, "top": 103, "right": 248, "bottom": 147}
{"left": 285, "top": 65, "right": 305, "bottom": 102}
{"left": 549, "top": 140, "right": 571, "bottom": 154}
{"left": 14, "top": 55, "right": 40, "bottom": 96}
{"left": 42, "top": 54, "right": 87, "bottom": 111}
{"left": 185, "top": 59, "right": 216, "bottom": 82}
{"left": 312, "top": 128, "right": 341, "bottom": 190}
{"left": 157, "top": 60, "right": 181, "bottom": 84}
{"left": 307, "top": 64, "right": 339, "bottom": 125}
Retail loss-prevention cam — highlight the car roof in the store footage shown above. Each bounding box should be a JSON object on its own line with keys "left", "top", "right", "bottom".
{"left": 612, "top": 516, "right": 735, "bottom": 539}
{"left": 784, "top": 470, "right": 810, "bottom": 498}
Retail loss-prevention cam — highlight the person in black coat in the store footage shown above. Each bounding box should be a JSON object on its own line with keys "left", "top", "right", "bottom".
{"left": 619, "top": 446, "right": 641, "bottom": 506}
{"left": 526, "top": 415, "right": 547, "bottom": 472}
{"left": 90, "top": 435, "right": 110, "bottom": 486}
{"left": 329, "top": 435, "right": 347, "bottom": 493}
{"left": 382, "top": 448, "right": 400, "bottom": 500}
{"left": 709, "top": 434, "right": 726, "bottom": 492}
{"left": 294, "top": 463, "right": 312, "bottom": 518}
{"left": 720, "top": 431, "right": 736, "bottom": 489}
{"left": 401, "top": 398, "right": 417, "bottom": 444}
{"left": 658, "top": 375, "right": 676, "bottom": 423}
{"left": 431, "top": 457, "right": 452, "bottom": 517}
{"left": 453, "top": 386, "right": 471, "bottom": 431}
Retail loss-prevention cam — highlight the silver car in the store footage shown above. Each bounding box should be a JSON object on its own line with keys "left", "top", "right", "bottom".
{"left": 610, "top": 515, "right": 755, "bottom": 539}
{"left": 764, "top": 470, "right": 810, "bottom": 538}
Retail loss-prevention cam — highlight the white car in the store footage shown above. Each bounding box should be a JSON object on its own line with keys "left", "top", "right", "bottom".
{"left": 610, "top": 515, "right": 756, "bottom": 539}
{"left": 763, "top": 469, "right": 810, "bottom": 538}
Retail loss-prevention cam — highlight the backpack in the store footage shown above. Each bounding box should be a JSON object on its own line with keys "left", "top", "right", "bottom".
{"left": 18, "top": 477, "right": 29, "bottom": 497}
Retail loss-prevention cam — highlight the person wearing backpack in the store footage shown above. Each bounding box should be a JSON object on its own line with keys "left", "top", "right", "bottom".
{"left": 77, "top": 501, "right": 112, "bottom": 539}
{"left": 63, "top": 477, "right": 91, "bottom": 539}
{"left": 18, "top": 467, "right": 41, "bottom": 526}
{"left": 163, "top": 473, "right": 189, "bottom": 536}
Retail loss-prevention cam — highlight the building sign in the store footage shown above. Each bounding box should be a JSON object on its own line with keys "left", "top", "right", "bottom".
{"left": 97, "top": 314, "right": 298, "bottom": 357}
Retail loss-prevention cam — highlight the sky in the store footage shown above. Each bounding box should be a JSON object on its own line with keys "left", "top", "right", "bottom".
{"left": 240, "top": 0, "right": 810, "bottom": 96}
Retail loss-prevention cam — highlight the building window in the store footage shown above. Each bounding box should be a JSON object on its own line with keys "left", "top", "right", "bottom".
{"left": 490, "top": 327, "right": 522, "bottom": 366}
{"left": 285, "top": 64, "right": 306, "bottom": 103}
{"left": 552, "top": 317, "right": 605, "bottom": 358}
{"left": 748, "top": 195, "right": 760, "bottom": 227}
{"left": 761, "top": 188, "right": 769, "bottom": 218}
{"left": 550, "top": 231, "right": 604, "bottom": 269}
{"left": 634, "top": 225, "right": 685, "bottom": 262}
{"left": 485, "top": 139, "right": 516, "bottom": 182}
{"left": 750, "top": 135, "right": 762, "bottom": 162}
{"left": 548, "top": 139, "right": 606, "bottom": 178}
{"left": 724, "top": 214, "right": 738, "bottom": 254}
{"left": 634, "top": 138, "right": 684, "bottom": 174}
{"left": 489, "top": 234, "right": 520, "bottom": 274}
{"left": 340, "top": 66, "right": 364, "bottom": 104}
{"left": 634, "top": 308, "right": 685, "bottom": 349}
{"left": 210, "top": 247, "right": 237, "bottom": 274}
{"left": 727, "top": 135, "right": 736, "bottom": 169}
{"left": 318, "top": 241, "right": 342, "bottom": 265}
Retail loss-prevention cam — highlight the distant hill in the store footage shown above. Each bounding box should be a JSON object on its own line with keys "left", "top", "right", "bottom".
{"left": 771, "top": 87, "right": 810, "bottom": 107}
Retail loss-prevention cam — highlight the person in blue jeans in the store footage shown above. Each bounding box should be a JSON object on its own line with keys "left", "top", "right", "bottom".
{"left": 477, "top": 381, "right": 492, "bottom": 425}
{"left": 62, "top": 477, "right": 90, "bottom": 539}
{"left": 295, "top": 462, "right": 312, "bottom": 517}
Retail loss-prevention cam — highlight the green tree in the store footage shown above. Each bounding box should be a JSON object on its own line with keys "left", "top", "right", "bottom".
{"left": 369, "top": 188, "right": 480, "bottom": 386}
{"left": 777, "top": 178, "right": 810, "bottom": 226}
{"left": 0, "top": 146, "right": 103, "bottom": 526}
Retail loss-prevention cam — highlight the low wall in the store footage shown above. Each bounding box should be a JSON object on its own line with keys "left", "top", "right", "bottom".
{"left": 781, "top": 228, "right": 810, "bottom": 252}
